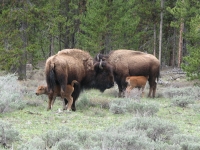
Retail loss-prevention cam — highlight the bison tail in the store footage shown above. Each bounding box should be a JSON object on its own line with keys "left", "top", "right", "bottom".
{"left": 46, "top": 63, "right": 56, "bottom": 93}
{"left": 71, "top": 80, "right": 78, "bottom": 87}
{"left": 156, "top": 68, "right": 161, "bottom": 82}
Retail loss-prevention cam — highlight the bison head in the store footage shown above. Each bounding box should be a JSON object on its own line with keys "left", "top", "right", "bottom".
{"left": 94, "top": 60, "right": 114, "bottom": 92}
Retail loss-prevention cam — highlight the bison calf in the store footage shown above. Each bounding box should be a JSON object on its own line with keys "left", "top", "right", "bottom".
{"left": 36, "top": 80, "right": 78, "bottom": 111}
{"left": 125, "top": 76, "right": 148, "bottom": 97}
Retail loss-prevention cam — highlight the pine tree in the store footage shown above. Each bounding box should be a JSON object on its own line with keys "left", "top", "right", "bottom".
{"left": 182, "top": 15, "right": 200, "bottom": 80}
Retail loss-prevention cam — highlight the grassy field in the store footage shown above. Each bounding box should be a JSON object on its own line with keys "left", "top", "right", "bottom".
{"left": 0, "top": 67, "right": 200, "bottom": 149}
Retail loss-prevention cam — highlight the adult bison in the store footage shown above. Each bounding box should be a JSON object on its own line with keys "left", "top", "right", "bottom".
{"left": 45, "top": 49, "right": 114, "bottom": 111}
{"left": 95, "top": 49, "right": 160, "bottom": 98}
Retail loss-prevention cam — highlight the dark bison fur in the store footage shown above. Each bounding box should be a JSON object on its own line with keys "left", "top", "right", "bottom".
{"left": 45, "top": 49, "right": 114, "bottom": 111}
{"left": 95, "top": 49, "right": 160, "bottom": 98}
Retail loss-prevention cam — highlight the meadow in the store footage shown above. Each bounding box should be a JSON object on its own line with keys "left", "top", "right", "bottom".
{"left": 0, "top": 67, "right": 200, "bottom": 150}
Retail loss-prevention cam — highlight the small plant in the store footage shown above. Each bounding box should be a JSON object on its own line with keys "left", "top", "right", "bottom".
{"left": 126, "top": 101, "right": 159, "bottom": 116}
{"left": 76, "top": 93, "right": 91, "bottom": 110}
{"left": 0, "top": 120, "right": 20, "bottom": 148}
{"left": 124, "top": 88, "right": 142, "bottom": 101}
{"left": 163, "top": 86, "right": 200, "bottom": 100}
{"left": 109, "top": 98, "right": 127, "bottom": 114}
{"left": 17, "top": 137, "right": 46, "bottom": 150}
{"left": 123, "top": 117, "right": 179, "bottom": 142}
{"left": 0, "top": 74, "right": 26, "bottom": 113}
{"left": 191, "top": 104, "right": 200, "bottom": 113}
{"left": 101, "top": 129, "right": 153, "bottom": 150}
{"left": 52, "top": 139, "right": 80, "bottom": 150}
{"left": 171, "top": 95, "right": 195, "bottom": 107}
{"left": 172, "top": 134, "right": 200, "bottom": 150}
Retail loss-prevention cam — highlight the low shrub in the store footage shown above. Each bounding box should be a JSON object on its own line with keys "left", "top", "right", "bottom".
{"left": 153, "top": 141, "right": 181, "bottom": 150}
{"left": 101, "top": 128, "right": 153, "bottom": 150}
{"left": 124, "top": 88, "right": 142, "bottom": 101}
{"left": 16, "top": 118, "right": 200, "bottom": 150}
{"left": 109, "top": 98, "right": 127, "bottom": 114}
{"left": 171, "top": 95, "right": 195, "bottom": 107}
{"left": 0, "top": 120, "right": 20, "bottom": 148}
{"left": 52, "top": 139, "right": 80, "bottom": 150}
{"left": 123, "top": 117, "right": 179, "bottom": 142}
{"left": 41, "top": 127, "right": 77, "bottom": 148}
{"left": 172, "top": 134, "right": 200, "bottom": 150}
{"left": 18, "top": 137, "right": 46, "bottom": 150}
{"left": 76, "top": 93, "right": 91, "bottom": 110}
{"left": 163, "top": 86, "right": 200, "bottom": 100}
{"left": 126, "top": 101, "right": 159, "bottom": 116}
{"left": 191, "top": 104, "right": 200, "bottom": 113}
{"left": 0, "top": 74, "right": 26, "bottom": 113}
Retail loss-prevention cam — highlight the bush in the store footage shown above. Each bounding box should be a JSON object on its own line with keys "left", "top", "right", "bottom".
{"left": 76, "top": 93, "right": 91, "bottom": 110}
{"left": 172, "top": 134, "right": 200, "bottom": 150}
{"left": 18, "top": 137, "right": 46, "bottom": 150}
{"left": 124, "top": 88, "right": 143, "bottom": 101}
{"left": 171, "top": 95, "right": 195, "bottom": 107}
{"left": 16, "top": 118, "right": 200, "bottom": 150}
{"left": 101, "top": 128, "right": 153, "bottom": 150}
{"left": 52, "top": 139, "right": 80, "bottom": 150}
{"left": 0, "top": 74, "right": 26, "bottom": 113}
{"left": 123, "top": 117, "right": 179, "bottom": 142}
{"left": 153, "top": 141, "right": 181, "bottom": 150}
{"left": 126, "top": 101, "right": 159, "bottom": 116}
{"left": 42, "top": 127, "right": 78, "bottom": 148}
{"left": 163, "top": 87, "right": 200, "bottom": 100}
{"left": 0, "top": 120, "right": 20, "bottom": 148}
{"left": 191, "top": 104, "right": 200, "bottom": 113}
{"left": 109, "top": 98, "right": 127, "bottom": 114}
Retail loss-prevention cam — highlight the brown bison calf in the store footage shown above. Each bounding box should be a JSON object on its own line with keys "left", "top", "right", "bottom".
{"left": 125, "top": 76, "right": 148, "bottom": 97}
{"left": 36, "top": 80, "right": 78, "bottom": 111}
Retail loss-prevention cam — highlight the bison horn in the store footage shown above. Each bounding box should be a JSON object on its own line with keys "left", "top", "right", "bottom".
{"left": 99, "top": 59, "right": 103, "bottom": 69}
{"left": 96, "top": 53, "right": 100, "bottom": 61}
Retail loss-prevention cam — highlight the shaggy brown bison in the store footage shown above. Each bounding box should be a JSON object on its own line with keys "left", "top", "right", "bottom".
{"left": 45, "top": 49, "right": 114, "bottom": 111}
{"left": 95, "top": 49, "right": 160, "bottom": 98}
{"left": 36, "top": 80, "right": 78, "bottom": 111}
{"left": 126, "top": 76, "right": 148, "bottom": 97}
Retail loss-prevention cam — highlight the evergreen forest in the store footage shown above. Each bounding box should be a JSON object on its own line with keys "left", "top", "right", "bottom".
{"left": 0, "top": 0, "right": 200, "bottom": 80}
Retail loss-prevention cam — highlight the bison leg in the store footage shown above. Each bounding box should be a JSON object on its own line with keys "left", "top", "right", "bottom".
{"left": 152, "top": 83, "right": 157, "bottom": 98}
{"left": 47, "top": 94, "right": 54, "bottom": 111}
{"left": 148, "top": 78, "right": 157, "bottom": 98}
{"left": 66, "top": 96, "right": 73, "bottom": 112}
{"left": 117, "top": 84, "right": 124, "bottom": 97}
{"left": 50, "top": 96, "right": 56, "bottom": 109}
{"left": 62, "top": 98, "right": 68, "bottom": 110}
{"left": 141, "top": 87, "right": 145, "bottom": 98}
{"left": 148, "top": 87, "right": 153, "bottom": 97}
{"left": 71, "top": 101, "right": 76, "bottom": 111}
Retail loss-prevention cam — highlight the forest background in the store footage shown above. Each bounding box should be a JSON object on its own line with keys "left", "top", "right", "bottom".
{"left": 0, "top": 0, "right": 200, "bottom": 80}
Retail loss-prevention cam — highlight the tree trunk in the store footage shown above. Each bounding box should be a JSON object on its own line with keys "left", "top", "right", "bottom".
{"left": 18, "top": 21, "right": 27, "bottom": 80}
{"left": 153, "top": 23, "right": 156, "bottom": 56}
{"left": 49, "top": 35, "right": 54, "bottom": 56}
{"left": 178, "top": 21, "right": 184, "bottom": 68}
{"left": 172, "top": 28, "right": 176, "bottom": 67}
{"left": 159, "top": 0, "right": 164, "bottom": 67}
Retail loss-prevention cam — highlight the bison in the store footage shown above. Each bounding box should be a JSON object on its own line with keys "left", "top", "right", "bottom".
{"left": 95, "top": 49, "right": 160, "bottom": 98}
{"left": 45, "top": 49, "right": 114, "bottom": 111}
{"left": 36, "top": 80, "right": 78, "bottom": 111}
{"left": 125, "top": 76, "right": 148, "bottom": 97}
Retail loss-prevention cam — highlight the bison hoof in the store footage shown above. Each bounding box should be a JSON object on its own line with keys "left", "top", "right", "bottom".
{"left": 66, "top": 110, "right": 72, "bottom": 113}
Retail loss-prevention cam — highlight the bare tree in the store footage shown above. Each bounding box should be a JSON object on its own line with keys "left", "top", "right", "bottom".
{"left": 159, "top": 0, "right": 164, "bottom": 67}
{"left": 178, "top": 20, "right": 184, "bottom": 68}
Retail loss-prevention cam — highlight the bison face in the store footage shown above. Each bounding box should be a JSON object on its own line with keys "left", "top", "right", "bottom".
{"left": 36, "top": 86, "right": 46, "bottom": 95}
{"left": 94, "top": 61, "right": 114, "bottom": 92}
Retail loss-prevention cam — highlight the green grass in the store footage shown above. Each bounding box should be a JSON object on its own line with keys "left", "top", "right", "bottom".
{"left": 0, "top": 94, "right": 133, "bottom": 142}
{"left": 143, "top": 97, "right": 200, "bottom": 137}
{"left": 1, "top": 87, "right": 200, "bottom": 148}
